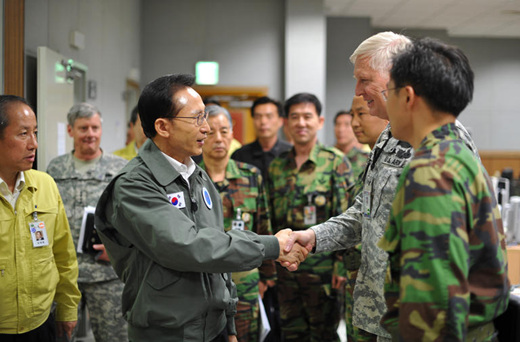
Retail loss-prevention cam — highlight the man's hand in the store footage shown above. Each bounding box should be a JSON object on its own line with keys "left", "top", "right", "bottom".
{"left": 56, "top": 320, "right": 77, "bottom": 340}
{"left": 92, "top": 244, "right": 110, "bottom": 262}
{"left": 275, "top": 229, "right": 313, "bottom": 271}
{"left": 332, "top": 274, "right": 346, "bottom": 290}
{"left": 280, "top": 229, "right": 317, "bottom": 271}
{"left": 284, "top": 229, "right": 316, "bottom": 254}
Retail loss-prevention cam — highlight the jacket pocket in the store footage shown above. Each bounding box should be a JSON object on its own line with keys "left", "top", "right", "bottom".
{"left": 128, "top": 264, "right": 206, "bottom": 330}
{"left": 146, "top": 265, "right": 182, "bottom": 292}
{"left": 31, "top": 254, "right": 59, "bottom": 318}
{"left": 0, "top": 259, "right": 16, "bottom": 326}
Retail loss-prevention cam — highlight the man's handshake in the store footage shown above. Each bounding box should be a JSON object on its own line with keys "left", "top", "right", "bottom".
{"left": 274, "top": 229, "right": 317, "bottom": 271}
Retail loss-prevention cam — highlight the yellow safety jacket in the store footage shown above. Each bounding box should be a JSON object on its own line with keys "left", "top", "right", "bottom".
{"left": 113, "top": 141, "right": 138, "bottom": 161}
{"left": 0, "top": 170, "right": 81, "bottom": 334}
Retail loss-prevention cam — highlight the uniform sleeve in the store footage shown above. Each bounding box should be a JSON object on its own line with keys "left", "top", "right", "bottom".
{"left": 311, "top": 192, "right": 363, "bottom": 253}
{"left": 379, "top": 165, "right": 471, "bottom": 341}
{"left": 255, "top": 174, "right": 277, "bottom": 281}
{"left": 52, "top": 192, "right": 81, "bottom": 322}
{"left": 107, "top": 174, "right": 279, "bottom": 274}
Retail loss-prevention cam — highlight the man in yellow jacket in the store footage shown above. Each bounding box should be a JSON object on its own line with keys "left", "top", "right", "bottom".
{"left": 0, "top": 95, "right": 81, "bottom": 341}
{"left": 113, "top": 106, "right": 147, "bottom": 160}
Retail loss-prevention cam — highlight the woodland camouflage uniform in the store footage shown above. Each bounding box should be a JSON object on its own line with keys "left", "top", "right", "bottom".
{"left": 379, "top": 123, "right": 509, "bottom": 341}
{"left": 311, "top": 121, "right": 479, "bottom": 341}
{"left": 268, "top": 142, "right": 353, "bottom": 342}
{"left": 200, "top": 159, "right": 276, "bottom": 342}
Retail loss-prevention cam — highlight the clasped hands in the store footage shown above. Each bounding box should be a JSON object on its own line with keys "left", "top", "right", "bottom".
{"left": 275, "top": 228, "right": 316, "bottom": 271}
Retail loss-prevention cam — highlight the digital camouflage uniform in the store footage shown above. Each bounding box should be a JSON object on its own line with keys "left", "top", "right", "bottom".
{"left": 343, "top": 147, "right": 370, "bottom": 342}
{"left": 47, "top": 151, "right": 128, "bottom": 342}
{"left": 311, "top": 121, "right": 479, "bottom": 341}
{"left": 379, "top": 123, "right": 509, "bottom": 341}
{"left": 268, "top": 142, "right": 353, "bottom": 342}
{"left": 200, "top": 159, "right": 276, "bottom": 342}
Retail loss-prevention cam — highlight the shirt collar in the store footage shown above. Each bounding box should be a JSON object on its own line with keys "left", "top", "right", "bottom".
{"left": 161, "top": 152, "right": 196, "bottom": 178}
{"left": 0, "top": 171, "right": 25, "bottom": 196}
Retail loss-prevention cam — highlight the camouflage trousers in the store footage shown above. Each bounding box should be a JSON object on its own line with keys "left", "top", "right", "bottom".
{"left": 345, "top": 271, "right": 389, "bottom": 342}
{"left": 235, "top": 298, "right": 260, "bottom": 342}
{"left": 276, "top": 265, "right": 341, "bottom": 342}
{"left": 77, "top": 279, "right": 127, "bottom": 342}
{"left": 344, "top": 246, "right": 377, "bottom": 342}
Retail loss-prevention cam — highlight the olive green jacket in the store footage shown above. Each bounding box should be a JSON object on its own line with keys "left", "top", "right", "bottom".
{"left": 95, "top": 139, "right": 279, "bottom": 342}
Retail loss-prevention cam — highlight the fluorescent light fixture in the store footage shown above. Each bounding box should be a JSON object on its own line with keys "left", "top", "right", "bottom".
{"left": 195, "top": 61, "right": 219, "bottom": 85}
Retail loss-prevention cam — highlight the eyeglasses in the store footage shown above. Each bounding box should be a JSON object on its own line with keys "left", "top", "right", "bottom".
{"left": 173, "top": 111, "right": 208, "bottom": 126}
{"left": 381, "top": 86, "right": 403, "bottom": 100}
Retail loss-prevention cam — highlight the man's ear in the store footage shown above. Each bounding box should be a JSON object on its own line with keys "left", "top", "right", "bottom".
{"left": 67, "top": 125, "right": 73, "bottom": 137}
{"left": 318, "top": 116, "right": 325, "bottom": 129}
{"left": 154, "top": 118, "right": 171, "bottom": 138}
{"left": 403, "top": 86, "right": 417, "bottom": 109}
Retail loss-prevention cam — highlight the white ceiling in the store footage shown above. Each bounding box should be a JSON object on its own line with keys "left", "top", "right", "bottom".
{"left": 324, "top": 0, "right": 520, "bottom": 38}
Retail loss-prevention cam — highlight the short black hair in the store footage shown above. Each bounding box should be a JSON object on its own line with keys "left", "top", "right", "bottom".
{"left": 333, "top": 110, "right": 351, "bottom": 125}
{"left": 251, "top": 96, "right": 283, "bottom": 118}
{"left": 138, "top": 74, "right": 195, "bottom": 138}
{"left": 129, "top": 106, "right": 139, "bottom": 125}
{"left": 284, "top": 93, "right": 322, "bottom": 117}
{"left": 0, "top": 95, "right": 31, "bottom": 139}
{"left": 391, "top": 37, "right": 474, "bottom": 117}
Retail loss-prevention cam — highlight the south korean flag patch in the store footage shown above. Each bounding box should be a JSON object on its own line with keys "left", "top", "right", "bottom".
{"left": 167, "top": 191, "right": 186, "bottom": 209}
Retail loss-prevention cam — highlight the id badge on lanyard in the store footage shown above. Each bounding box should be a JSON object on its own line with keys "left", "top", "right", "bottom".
{"left": 30, "top": 209, "right": 49, "bottom": 247}
{"left": 304, "top": 193, "right": 317, "bottom": 225}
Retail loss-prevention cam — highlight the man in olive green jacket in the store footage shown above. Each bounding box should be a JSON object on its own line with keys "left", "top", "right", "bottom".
{"left": 95, "top": 74, "right": 309, "bottom": 342}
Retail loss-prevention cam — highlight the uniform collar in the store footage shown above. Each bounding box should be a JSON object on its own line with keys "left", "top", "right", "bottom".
{"left": 198, "top": 158, "right": 241, "bottom": 183}
{"left": 140, "top": 139, "right": 204, "bottom": 187}
{"left": 287, "top": 141, "right": 322, "bottom": 164}
{"left": 225, "top": 159, "right": 242, "bottom": 180}
{"left": 418, "top": 122, "right": 460, "bottom": 150}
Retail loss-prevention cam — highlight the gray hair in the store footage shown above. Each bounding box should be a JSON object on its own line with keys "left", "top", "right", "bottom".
{"left": 67, "top": 103, "right": 102, "bottom": 126}
{"left": 349, "top": 31, "right": 412, "bottom": 75}
{"left": 205, "top": 104, "right": 233, "bottom": 130}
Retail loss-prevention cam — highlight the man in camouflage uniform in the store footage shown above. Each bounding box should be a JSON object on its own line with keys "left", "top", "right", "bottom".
{"left": 333, "top": 109, "right": 368, "bottom": 179}
{"left": 199, "top": 105, "right": 276, "bottom": 342}
{"left": 268, "top": 93, "right": 354, "bottom": 341}
{"left": 283, "top": 32, "right": 480, "bottom": 342}
{"left": 378, "top": 37, "right": 509, "bottom": 341}
{"left": 340, "top": 95, "right": 388, "bottom": 342}
{"left": 47, "top": 103, "right": 128, "bottom": 342}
